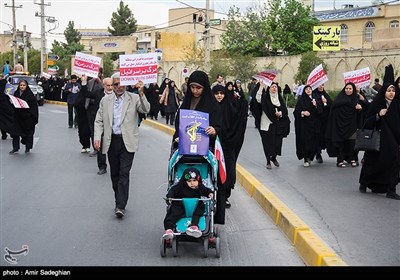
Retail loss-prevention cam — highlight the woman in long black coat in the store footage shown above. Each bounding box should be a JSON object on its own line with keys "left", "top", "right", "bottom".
{"left": 294, "top": 85, "right": 322, "bottom": 167}
{"left": 8, "top": 79, "right": 39, "bottom": 154}
{"left": 359, "top": 83, "right": 400, "bottom": 199}
{"left": 325, "top": 82, "right": 362, "bottom": 167}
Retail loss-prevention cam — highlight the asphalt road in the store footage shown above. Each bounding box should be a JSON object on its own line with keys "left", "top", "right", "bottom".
{"left": 0, "top": 104, "right": 303, "bottom": 267}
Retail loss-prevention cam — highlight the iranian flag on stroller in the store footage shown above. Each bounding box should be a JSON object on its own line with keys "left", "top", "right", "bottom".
{"left": 215, "top": 136, "right": 226, "bottom": 184}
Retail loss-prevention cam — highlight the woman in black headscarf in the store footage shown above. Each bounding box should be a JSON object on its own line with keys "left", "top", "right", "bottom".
{"left": 172, "top": 70, "right": 221, "bottom": 151}
{"left": 9, "top": 79, "right": 39, "bottom": 154}
{"left": 359, "top": 83, "right": 400, "bottom": 199}
{"left": 325, "top": 82, "right": 361, "bottom": 167}
{"left": 254, "top": 81, "right": 290, "bottom": 169}
{"left": 294, "top": 85, "right": 322, "bottom": 167}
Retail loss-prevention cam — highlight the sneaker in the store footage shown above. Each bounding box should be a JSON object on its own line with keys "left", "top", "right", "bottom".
{"left": 186, "top": 225, "right": 202, "bottom": 238}
{"left": 225, "top": 199, "right": 231, "bottom": 209}
{"left": 303, "top": 161, "right": 310, "bottom": 167}
{"left": 115, "top": 208, "right": 125, "bottom": 218}
{"left": 89, "top": 150, "right": 97, "bottom": 157}
{"left": 9, "top": 149, "right": 18, "bottom": 155}
{"left": 81, "top": 148, "right": 86, "bottom": 153}
{"left": 97, "top": 169, "right": 107, "bottom": 175}
{"left": 86, "top": 148, "right": 91, "bottom": 153}
{"left": 162, "top": 229, "right": 174, "bottom": 240}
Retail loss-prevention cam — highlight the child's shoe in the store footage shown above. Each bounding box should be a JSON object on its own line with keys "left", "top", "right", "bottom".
{"left": 162, "top": 229, "right": 174, "bottom": 240}
{"left": 186, "top": 225, "right": 202, "bottom": 238}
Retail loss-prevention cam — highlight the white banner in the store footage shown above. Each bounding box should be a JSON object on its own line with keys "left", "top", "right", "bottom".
{"left": 41, "top": 72, "right": 52, "bottom": 79}
{"left": 343, "top": 67, "right": 371, "bottom": 89}
{"left": 73, "top": 52, "right": 102, "bottom": 78}
{"left": 119, "top": 53, "right": 158, "bottom": 85}
{"left": 8, "top": 95, "right": 29, "bottom": 109}
{"left": 307, "top": 64, "right": 329, "bottom": 90}
{"left": 253, "top": 70, "right": 278, "bottom": 87}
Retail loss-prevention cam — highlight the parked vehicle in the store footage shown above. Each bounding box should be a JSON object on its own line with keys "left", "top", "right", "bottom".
{"left": 8, "top": 74, "right": 45, "bottom": 106}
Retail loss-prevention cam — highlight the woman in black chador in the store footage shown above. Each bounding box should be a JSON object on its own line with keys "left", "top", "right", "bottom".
{"left": 294, "top": 85, "right": 322, "bottom": 167}
{"left": 325, "top": 82, "right": 361, "bottom": 167}
{"left": 358, "top": 83, "right": 400, "bottom": 199}
{"left": 8, "top": 79, "right": 39, "bottom": 154}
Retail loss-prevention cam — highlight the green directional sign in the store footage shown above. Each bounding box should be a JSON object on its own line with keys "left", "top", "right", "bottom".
{"left": 313, "top": 26, "right": 341, "bottom": 51}
{"left": 209, "top": 19, "right": 221, "bottom": 26}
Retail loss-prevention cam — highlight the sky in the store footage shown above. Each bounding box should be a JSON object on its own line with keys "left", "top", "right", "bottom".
{"left": 0, "top": 0, "right": 387, "bottom": 45}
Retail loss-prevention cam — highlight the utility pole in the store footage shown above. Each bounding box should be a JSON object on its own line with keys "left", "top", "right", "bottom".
{"left": 23, "top": 25, "right": 28, "bottom": 71}
{"left": 204, "top": 0, "right": 210, "bottom": 72}
{"left": 4, "top": 0, "right": 22, "bottom": 68}
{"left": 35, "top": 0, "right": 51, "bottom": 74}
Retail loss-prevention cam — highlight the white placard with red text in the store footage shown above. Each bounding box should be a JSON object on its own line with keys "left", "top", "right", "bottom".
{"left": 119, "top": 53, "right": 158, "bottom": 86}
{"left": 8, "top": 95, "right": 29, "bottom": 109}
{"left": 307, "top": 64, "right": 329, "bottom": 90}
{"left": 253, "top": 70, "right": 278, "bottom": 87}
{"left": 343, "top": 67, "right": 371, "bottom": 89}
{"left": 73, "top": 52, "right": 102, "bottom": 78}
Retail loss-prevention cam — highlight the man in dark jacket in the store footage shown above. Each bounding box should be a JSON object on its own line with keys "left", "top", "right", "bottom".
{"left": 81, "top": 74, "right": 113, "bottom": 175}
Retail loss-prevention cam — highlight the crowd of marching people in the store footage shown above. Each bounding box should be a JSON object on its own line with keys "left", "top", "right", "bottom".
{"left": 1, "top": 63, "right": 399, "bottom": 225}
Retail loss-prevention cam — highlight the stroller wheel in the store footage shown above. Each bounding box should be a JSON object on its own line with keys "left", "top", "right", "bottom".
{"left": 203, "top": 238, "right": 209, "bottom": 258}
{"left": 215, "top": 237, "right": 221, "bottom": 258}
{"left": 172, "top": 238, "right": 179, "bottom": 257}
{"left": 160, "top": 237, "right": 167, "bottom": 257}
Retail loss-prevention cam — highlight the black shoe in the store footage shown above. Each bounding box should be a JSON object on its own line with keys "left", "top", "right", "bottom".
{"left": 225, "top": 199, "right": 231, "bottom": 209}
{"left": 316, "top": 155, "right": 323, "bottom": 163}
{"left": 97, "top": 169, "right": 107, "bottom": 175}
{"left": 115, "top": 208, "right": 125, "bottom": 218}
{"left": 9, "top": 149, "right": 18, "bottom": 154}
{"left": 1, "top": 135, "right": 7, "bottom": 140}
{"left": 386, "top": 192, "right": 400, "bottom": 200}
{"left": 25, "top": 148, "right": 30, "bottom": 153}
{"left": 359, "top": 184, "right": 367, "bottom": 193}
{"left": 272, "top": 160, "right": 280, "bottom": 167}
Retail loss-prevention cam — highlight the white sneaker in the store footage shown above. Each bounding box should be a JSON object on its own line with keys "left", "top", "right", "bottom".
{"left": 303, "top": 162, "right": 310, "bottom": 167}
{"left": 186, "top": 226, "right": 202, "bottom": 238}
{"left": 162, "top": 229, "right": 174, "bottom": 240}
{"left": 81, "top": 148, "right": 86, "bottom": 153}
{"left": 86, "top": 148, "right": 91, "bottom": 153}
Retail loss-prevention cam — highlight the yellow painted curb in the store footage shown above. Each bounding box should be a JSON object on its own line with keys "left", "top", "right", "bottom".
{"left": 141, "top": 120, "right": 347, "bottom": 266}
{"left": 45, "top": 100, "right": 67, "bottom": 106}
{"left": 142, "top": 119, "right": 174, "bottom": 136}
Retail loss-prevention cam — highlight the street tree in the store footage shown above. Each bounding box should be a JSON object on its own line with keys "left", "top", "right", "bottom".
{"left": 295, "top": 51, "right": 328, "bottom": 84}
{"left": 51, "top": 21, "right": 84, "bottom": 76}
{"left": 221, "top": 0, "right": 319, "bottom": 56}
{"left": 108, "top": 0, "right": 137, "bottom": 36}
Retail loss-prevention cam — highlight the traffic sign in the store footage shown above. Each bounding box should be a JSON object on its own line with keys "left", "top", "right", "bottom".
{"left": 48, "top": 65, "right": 59, "bottom": 71}
{"left": 48, "top": 54, "right": 59, "bottom": 61}
{"left": 47, "top": 60, "right": 56, "bottom": 66}
{"left": 313, "top": 26, "right": 341, "bottom": 51}
{"left": 209, "top": 19, "right": 221, "bottom": 26}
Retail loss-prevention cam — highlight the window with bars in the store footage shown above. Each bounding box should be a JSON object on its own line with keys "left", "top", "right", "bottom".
{"left": 390, "top": 20, "right": 399, "bottom": 28}
{"left": 364, "top": 21, "right": 375, "bottom": 42}
{"left": 340, "top": 24, "right": 348, "bottom": 43}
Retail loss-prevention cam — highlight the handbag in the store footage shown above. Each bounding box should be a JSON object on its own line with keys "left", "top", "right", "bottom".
{"left": 354, "top": 128, "right": 380, "bottom": 152}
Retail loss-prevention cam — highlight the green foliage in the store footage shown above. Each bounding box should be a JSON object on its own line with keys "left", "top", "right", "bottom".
{"left": 295, "top": 51, "right": 328, "bottom": 84}
{"left": 102, "top": 53, "right": 114, "bottom": 77}
{"left": 209, "top": 59, "right": 231, "bottom": 82}
{"left": 221, "top": 0, "right": 319, "bottom": 57}
{"left": 64, "top": 21, "right": 82, "bottom": 44}
{"left": 27, "top": 49, "right": 41, "bottom": 75}
{"left": 284, "top": 93, "right": 297, "bottom": 108}
{"left": 51, "top": 21, "right": 84, "bottom": 76}
{"left": 272, "top": 0, "right": 319, "bottom": 55}
{"left": 108, "top": 1, "right": 137, "bottom": 36}
{"left": 229, "top": 54, "right": 257, "bottom": 85}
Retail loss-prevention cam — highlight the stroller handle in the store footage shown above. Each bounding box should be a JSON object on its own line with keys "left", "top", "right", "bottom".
{"left": 164, "top": 197, "right": 212, "bottom": 202}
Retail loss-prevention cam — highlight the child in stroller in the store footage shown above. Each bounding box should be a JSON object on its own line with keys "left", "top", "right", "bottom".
{"left": 162, "top": 167, "right": 213, "bottom": 240}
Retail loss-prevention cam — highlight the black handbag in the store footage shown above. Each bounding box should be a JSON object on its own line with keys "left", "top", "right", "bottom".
{"left": 354, "top": 128, "right": 380, "bottom": 152}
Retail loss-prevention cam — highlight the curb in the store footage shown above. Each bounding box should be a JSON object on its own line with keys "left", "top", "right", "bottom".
{"left": 45, "top": 100, "right": 67, "bottom": 106}
{"left": 143, "top": 119, "right": 347, "bottom": 266}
